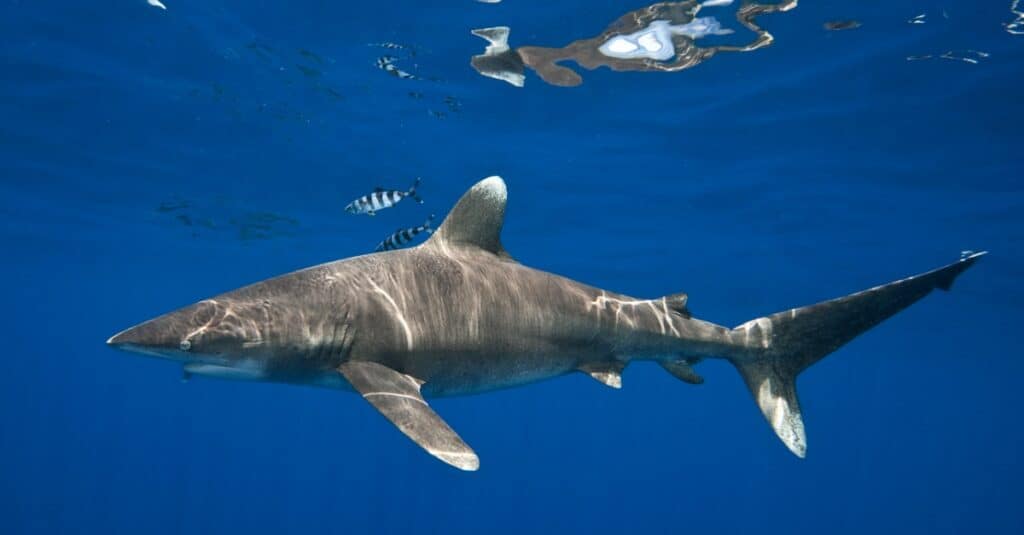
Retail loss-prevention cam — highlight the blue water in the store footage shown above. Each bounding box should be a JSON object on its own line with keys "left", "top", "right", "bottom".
{"left": 2, "top": 0, "right": 1022, "bottom": 533}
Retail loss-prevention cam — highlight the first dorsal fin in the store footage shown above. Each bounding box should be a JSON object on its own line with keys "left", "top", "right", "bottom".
{"left": 426, "top": 176, "right": 511, "bottom": 258}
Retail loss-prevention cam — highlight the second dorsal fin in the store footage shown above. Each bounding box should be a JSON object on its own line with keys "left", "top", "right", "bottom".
{"left": 426, "top": 176, "right": 511, "bottom": 258}
{"left": 663, "top": 292, "right": 690, "bottom": 318}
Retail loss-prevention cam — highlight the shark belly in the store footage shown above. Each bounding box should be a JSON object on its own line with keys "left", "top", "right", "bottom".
{"left": 415, "top": 350, "right": 584, "bottom": 397}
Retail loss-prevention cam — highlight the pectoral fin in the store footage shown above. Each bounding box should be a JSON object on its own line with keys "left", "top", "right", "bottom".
{"left": 338, "top": 361, "right": 480, "bottom": 471}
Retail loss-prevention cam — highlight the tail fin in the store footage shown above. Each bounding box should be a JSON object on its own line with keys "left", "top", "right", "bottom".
{"left": 730, "top": 251, "right": 986, "bottom": 457}
{"left": 423, "top": 214, "right": 435, "bottom": 235}
{"left": 407, "top": 177, "right": 423, "bottom": 203}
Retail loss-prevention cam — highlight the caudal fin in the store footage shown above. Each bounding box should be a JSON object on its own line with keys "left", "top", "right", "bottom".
{"left": 408, "top": 177, "right": 423, "bottom": 203}
{"left": 730, "top": 251, "right": 986, "bottom": 457}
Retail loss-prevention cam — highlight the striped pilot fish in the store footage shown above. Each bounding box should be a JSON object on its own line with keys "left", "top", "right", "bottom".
{"left": 375, "top": 214, "right": 435, "bottom": 252}
{"left": 369, "top": 42, "right": 416, "bottom": 56}
{"left": 375, "top": 56, "right": 420, "bottom": 80}
{"left": 345, "top": 178, "right": 423, "bottom": 216}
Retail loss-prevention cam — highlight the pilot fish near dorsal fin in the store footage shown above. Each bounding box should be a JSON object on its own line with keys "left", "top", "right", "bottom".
{"left": 426, "top": 176, "right": 513, "bottom": 259}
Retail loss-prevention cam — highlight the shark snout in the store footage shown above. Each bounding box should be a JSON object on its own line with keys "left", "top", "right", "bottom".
{"left": 107, "top": 319, "right": 179, "bottom": 350}
{"left": 107, "top": 317, "right": 190, "bottom": 359}
{"left": 107, "top": 300, "right": 221, "bottom": 357}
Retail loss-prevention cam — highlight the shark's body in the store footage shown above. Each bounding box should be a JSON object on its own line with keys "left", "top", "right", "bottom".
{"left": 109, "top": 177, "right": 985, "bottom": 470}
{"left": 172, "top": 243, "right": 716, "bottom": 396}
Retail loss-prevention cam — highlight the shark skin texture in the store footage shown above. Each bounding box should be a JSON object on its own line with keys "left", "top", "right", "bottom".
{"left": 108, "top": 176, "right": 985, "bottom": 471}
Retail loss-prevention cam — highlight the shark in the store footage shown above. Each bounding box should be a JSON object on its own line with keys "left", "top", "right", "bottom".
{"left": 107, "top": 176, "right": 985, "bottom": 471}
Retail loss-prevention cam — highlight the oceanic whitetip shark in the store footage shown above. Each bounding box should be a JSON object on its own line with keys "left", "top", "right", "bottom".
{"left": 108, "top": 176, "right": 985, "bottom": 471}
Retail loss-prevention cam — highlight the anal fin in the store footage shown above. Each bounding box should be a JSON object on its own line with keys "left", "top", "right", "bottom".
{"left": 659, "top": 359, "right": 704, "bottom": 385}
{"left": 338, "top": 361, "right": 479, "bottom": 471}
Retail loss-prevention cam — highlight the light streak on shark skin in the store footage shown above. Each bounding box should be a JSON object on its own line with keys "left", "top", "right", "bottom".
{"left": 107, "top": 176, "right": 986, "bottom": 471}
{"left": 584, "top": 293, "right": 686, "bottom": 337}
{"left": 366, "top": 277, "right": 415, "bottom": 351}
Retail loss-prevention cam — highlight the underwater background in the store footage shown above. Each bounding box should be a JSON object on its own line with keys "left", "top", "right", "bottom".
{"left": 1, "top": 0, "right": 1022, "bottom": 533}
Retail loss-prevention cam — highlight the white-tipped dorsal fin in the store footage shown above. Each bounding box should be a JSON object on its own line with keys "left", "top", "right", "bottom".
{"left": 426, "top": 176, "right": 511, "bottom": 258}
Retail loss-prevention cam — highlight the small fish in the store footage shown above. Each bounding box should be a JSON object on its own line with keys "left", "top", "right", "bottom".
{"left": 322, "top": 86, "right": 344, "bottom": 100}
{"left": 157, "top": 200, "right": 189, "bottom": 213}
{"left": 907, "top": 50, "right": 989, "bottom": 65}
{"left": 824, "top": 20, "right": 861, "bottom": 31}
{"left": 369, "top": 42, "right": 416, "bottom": 56}
{"left": 296, "top": 64, "right": 321, "bottom": 78}
{"left": 375, "top": 56, "right": 421, "bottom": 80}
{"left": 443, "top": 95, "right": 462, "bottom": 112}
{"left": 298, "top": 49, "right": 325, "bottom": 65}
{"left": 908, "top": 13, "right": 927, "bottom": 24}
{"left": 345, "top": 178, "right": 423, "bottom": 216}
{"left": 940, "top": 50, "right": 989, "bottom": 64}
{"left": 147, "top": 0, "right": 166, "bottom": 10}
{"left": 375, "top": 215, "right": 436, "bottom": 252}
{"left": 245, "top": 41, "right": 275, "bottom": 62}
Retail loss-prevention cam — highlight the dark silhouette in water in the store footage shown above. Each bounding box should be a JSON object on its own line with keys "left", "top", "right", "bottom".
{"left": 824, "top": 20, "right": 862, "bottom": 31}
{"left": 471, "top": 0, "right": 798, "bottom": 87}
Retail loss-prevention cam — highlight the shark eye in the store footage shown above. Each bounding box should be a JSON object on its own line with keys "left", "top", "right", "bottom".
{"left": 180, "top": 340, "right": 192, "bottom": 351}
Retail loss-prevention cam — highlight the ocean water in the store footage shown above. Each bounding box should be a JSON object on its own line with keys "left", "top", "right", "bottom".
{"left": 1, "top": 0, "right": 1022, "bottom": 533}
